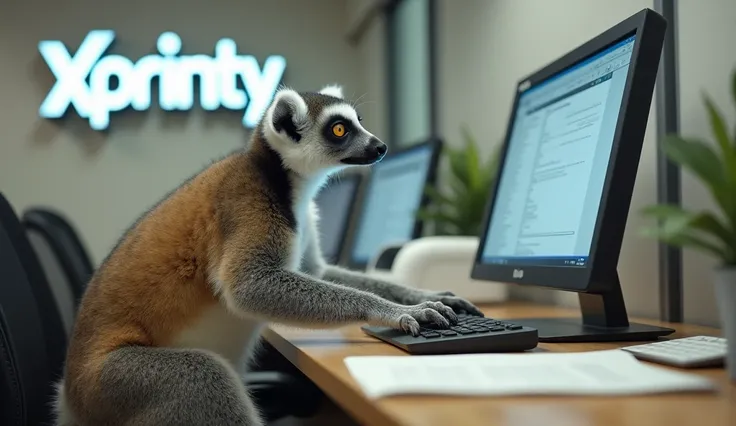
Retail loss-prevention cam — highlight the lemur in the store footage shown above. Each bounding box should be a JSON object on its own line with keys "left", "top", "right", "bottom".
{"left": 55, "top": 84, "right": 483, "bottom": 426}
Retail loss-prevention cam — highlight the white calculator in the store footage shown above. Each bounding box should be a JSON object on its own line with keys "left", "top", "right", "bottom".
{"left": 621, "top": 335, "right": 727, "bottom": 368}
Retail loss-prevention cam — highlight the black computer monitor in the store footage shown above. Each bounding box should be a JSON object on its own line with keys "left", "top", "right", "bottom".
{"left": 471, "top": 9, "right": 674, "bottom": 342}
{"left": 348, "top": 139, "right": 442, "bottom": 269}
{"left": 315, "top": 173, "right": 362, "bottom": 264}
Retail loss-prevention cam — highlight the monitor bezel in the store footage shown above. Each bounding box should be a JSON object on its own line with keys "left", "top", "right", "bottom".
{"left": 347, "top": 137, "right": 443, "bottom": 270}
{"left": 316, "top": 172, "right": 363, "bottom": 265}
{"left": 471, "top": 8, "right": 666, "bottom": 293}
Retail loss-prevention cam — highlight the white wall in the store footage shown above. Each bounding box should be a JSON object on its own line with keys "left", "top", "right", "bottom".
{"left": 677, "top": 0, "right": 736, "bottom": 326}
{"left": 438, "top": 0, "right": 660, "bottom": 317}
{"left": 0, "top": 0, "right": 380, "bottom": 264}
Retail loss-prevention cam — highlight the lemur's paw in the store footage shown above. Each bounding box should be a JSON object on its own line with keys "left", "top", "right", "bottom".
{"left": 413, "top": 301, "right": 458, "bottom": 325}
{"left": 387, "top": 301, "right": 458, "bottom": 334}
{"left": 396, "top": 314, "right": 421, "bottom": 336}
{"left": 420, "top": 291, "right": 485, "bottom": 317}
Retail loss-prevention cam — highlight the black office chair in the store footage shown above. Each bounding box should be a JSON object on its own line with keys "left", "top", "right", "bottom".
{"left": 23, "top": 208, "right": 94, "bottom": 306}
{"left": 14, "top": 198, "right": 324, "bottom": 423}
{"left": 21, "top": 208, "right": 93, "bottom": 335}
{"left": 0, "top": 194, "right": 67, "bottom": 383}
{"left": 0, "top": 214, "right": 57, "bottom": 425}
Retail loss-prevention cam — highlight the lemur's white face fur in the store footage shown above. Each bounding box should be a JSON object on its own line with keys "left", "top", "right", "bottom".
{"left": 262, "top": 84, "right": 387, "bottom": 177}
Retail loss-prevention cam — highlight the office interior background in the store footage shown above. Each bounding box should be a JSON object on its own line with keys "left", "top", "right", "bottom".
{"left": 0, "top": 0, "right": 734, "bottom": 327}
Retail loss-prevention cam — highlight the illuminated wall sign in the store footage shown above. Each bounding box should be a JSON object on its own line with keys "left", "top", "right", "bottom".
{"left": 38, "top": 30, "right": 287, "bottom": 130}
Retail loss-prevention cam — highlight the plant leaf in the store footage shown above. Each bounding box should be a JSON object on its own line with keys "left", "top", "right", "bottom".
{"left": 732, "top": 68, "right": 736, "bottom": 119}
{"left": 641, "top": 225, "right": 730, "bottom": 261}
{"left": 447, "top": 167, "right": 470, "bottom": 196}
{"left": 732, "top": 68, "right": 736, "bottom": 148}
{"left": 661, "top": 135, "right": 735, "bottom": 220}
{"left": 435, "top": 221, "right": 461, "bottom": 236}
{"left": 422, "top": 131, "right": 502, "bottom": 237}
{"left": 641, "top": 204, "right": 734, "bottom": 248}
{"left": 423, "top": 185, "right": 453, "bottom": 207}
{"left": 662, "top": 135, "right": 725, "bottom": 187}
{"left": 703, "top": 94, "right": 736, "bottom": 176}
{"left": 445, "top": 144, "right": 469, "bottom": 187}
{"left": 461, "top": 126, "right": 481, "bottom": 190}
{"left": 640, "top": 203, "right": 735, "bottom": 263}
{"left": 416, "top": 209, "right": 464, "bottom": 228}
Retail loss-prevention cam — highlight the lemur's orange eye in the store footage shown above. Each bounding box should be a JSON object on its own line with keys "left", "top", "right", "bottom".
{"left": 332, "top": 123, "right": 346, "bottom": 137}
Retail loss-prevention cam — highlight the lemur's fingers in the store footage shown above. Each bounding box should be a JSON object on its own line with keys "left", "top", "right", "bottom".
{"left": 438, "top": 296, "right": 485, "bottom": 317}
{"left": 385, "top": 301, "right": 456, "bottom": 334}
{"left": 416, "top": 301, "right": 458, "bottom": 325}
{"left": 397, "top": 314, "right": 421, "bottom": 336}
{"left": 415, "top": 290, "right": 484, "bottom": 317}
{"left": 418, "top": 307, "right": 450, "bottom": 328}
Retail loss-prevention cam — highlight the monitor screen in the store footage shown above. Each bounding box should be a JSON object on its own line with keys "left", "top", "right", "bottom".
{"left": 481, "top": 35, "right": 636, "bottom": 269}
{"left": 350, "top": 142, "right": 436, "bottom": 265}
{"left": 315, "top": 175, "right": 360, "bottom": 264}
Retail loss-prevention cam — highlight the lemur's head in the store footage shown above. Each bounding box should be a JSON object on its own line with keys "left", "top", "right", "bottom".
{"left": 261, "top": 84, "right": 387, "bottom": 177}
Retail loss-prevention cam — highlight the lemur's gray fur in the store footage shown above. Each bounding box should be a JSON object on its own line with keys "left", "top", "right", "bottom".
{"left": 55, "top": 84, "right": 482, "bottom": 426}
{"left": 92, "top": 348, "right": 258, "bottom": 426}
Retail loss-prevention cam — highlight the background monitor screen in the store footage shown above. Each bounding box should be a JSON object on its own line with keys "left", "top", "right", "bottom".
{"left": 481, "top": 35, "right": 636, "bottom": 269}
{"left": 315, "top": 175, "right": 360, "bottom": 264}
{"left": 350, "top": 142, "right": 436, "bottom": 265}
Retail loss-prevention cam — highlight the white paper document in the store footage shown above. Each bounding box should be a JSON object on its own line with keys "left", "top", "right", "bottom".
{"left": 343, "top": 350, "right": 717, "bottom": 399}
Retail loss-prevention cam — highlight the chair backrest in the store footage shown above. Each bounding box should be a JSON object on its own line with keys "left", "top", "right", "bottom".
{"left": 0, "top": 225, "right": 54, "bottom": 426}
{"left": 0, "top": 194, "right": 67, "bottom": 382}
{"left": 23, "top": 209, "right": 93, "bottom": 280}
{"left": 22, "top": 208, "right": 93, "bottom": 319}
{"left": 26, "top": 230, "right": 77, "bottom": 335}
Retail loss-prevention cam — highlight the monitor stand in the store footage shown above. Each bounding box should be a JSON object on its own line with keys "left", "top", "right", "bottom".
{"left": 506, "top": 272, "right": 675, "bottom": 343}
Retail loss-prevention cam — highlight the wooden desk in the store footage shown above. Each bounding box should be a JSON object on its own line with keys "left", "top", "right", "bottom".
{"left": 263, "top": 303, "right": 736, "bottom": 426}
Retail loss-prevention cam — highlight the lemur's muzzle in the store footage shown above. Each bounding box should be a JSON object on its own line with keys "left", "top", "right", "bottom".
{"left": 341, "top": 137, "right": 387, "bottom": 165}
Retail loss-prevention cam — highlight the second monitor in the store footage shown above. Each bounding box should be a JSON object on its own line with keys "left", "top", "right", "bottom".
{"left": 315, "top": 173, "right": 362, "bottom": 265}
{"left": 348, "top": 139, "right": 441, "bottom": 270}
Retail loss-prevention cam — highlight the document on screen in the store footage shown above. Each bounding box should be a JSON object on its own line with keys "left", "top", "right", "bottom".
{"left": 343, "top": 350, "right": 716, "bottom": 399}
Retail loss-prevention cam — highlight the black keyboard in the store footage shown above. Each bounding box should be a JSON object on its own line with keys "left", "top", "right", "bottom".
{"left": 361, "top": 314, "right": 538, "bottom": 354}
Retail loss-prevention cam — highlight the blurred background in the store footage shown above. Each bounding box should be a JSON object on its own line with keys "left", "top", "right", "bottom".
{"left": 0, "top": 0, "right": 734, "bottom": 327}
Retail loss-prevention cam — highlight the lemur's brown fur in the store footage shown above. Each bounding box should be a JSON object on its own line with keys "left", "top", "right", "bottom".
{"left": 64, "top": 139, "right": 282, "bottom": 419}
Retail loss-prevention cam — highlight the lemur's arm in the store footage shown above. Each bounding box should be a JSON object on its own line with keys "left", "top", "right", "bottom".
{"left": 216, "top": 225, "right": 458, "bottom": 336}
{"left": 301, "top": 203, "right": 484, "bottom": 316}
{"left": 321, "top": 265, "right": 483, "bottom": 316}
{"left": 220, "top": 257, "right": 456, "bottom": 336}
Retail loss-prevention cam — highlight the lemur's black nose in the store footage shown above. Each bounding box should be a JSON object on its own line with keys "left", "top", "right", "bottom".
{"left": 369, "top": 137, "right": 388, "bottom": 158}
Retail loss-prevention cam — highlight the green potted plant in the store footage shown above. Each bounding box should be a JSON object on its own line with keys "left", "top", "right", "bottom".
{"left": 416, "top": 126, "right": 499, "bottom": 236}
{"left": 641, "top": 69, "right": 736, "bottom": 381}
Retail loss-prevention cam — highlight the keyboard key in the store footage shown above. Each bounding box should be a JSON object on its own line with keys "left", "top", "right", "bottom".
{"left": 506, "top": 324, "right": 523, "bottom": 330}
{"left": 421, "top": 323, "right": 443, "bottom": 330}
{"left": 490, "top": 326, "right": 506, "bottom": 332}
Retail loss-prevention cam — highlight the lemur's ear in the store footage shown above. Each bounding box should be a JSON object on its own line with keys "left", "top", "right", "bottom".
{"left": 269, "top": 88, "right": 309, "bottom": 142}
{"left": 319, "top": 84, "right": 344, "bottom": 99}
